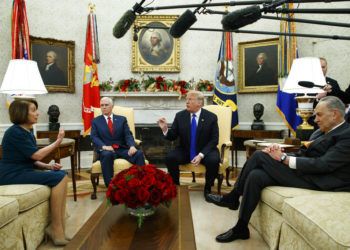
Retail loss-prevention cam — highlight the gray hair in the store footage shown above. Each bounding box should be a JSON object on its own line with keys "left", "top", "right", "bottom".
{"left": 319, "top": 96, "right": 345, "bottom": 117}
{"left": 47, "top": 50, "right": 57, "bottom": 60}
{"left": 187, "top": 90, "right": 204, "bottom": 106}
{"left": 100, "top": 97, "right": 113, "bottom": 105}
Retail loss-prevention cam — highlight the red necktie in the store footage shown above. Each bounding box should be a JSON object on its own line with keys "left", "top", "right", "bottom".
{"left": 107, "top": 116, "right": 113, "bottom": 135}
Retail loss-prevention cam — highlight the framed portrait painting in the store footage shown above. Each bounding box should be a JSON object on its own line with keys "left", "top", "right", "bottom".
{"left": 132, "top": 15, "right": 180, "bottom": 73}
{"left": 238, "top": 38, "right": 279, "bottom": 93}
{"left": 30, "top": 36, "right": 75, "bottom": 93}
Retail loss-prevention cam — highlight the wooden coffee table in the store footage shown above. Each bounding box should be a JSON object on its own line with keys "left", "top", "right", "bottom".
{"left": 65, "top": 186, "right": 196, "bottom": 250}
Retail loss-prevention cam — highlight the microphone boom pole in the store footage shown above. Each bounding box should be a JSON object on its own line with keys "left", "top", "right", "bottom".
{"left": 136, "top": 25, "right": 350, "bottom": 40}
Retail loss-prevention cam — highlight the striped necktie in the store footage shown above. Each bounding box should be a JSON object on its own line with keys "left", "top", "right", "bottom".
{"left": 107, "top": 116, "right": 113, "bottom": 135}
{"left": 190, "top": 114, "right": 197, "bottom": 160}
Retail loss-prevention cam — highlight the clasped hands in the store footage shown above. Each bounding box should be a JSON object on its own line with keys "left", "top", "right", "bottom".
{"left": 262, "top": 143, "right": 284, "bottom": 162}
{"left": 102, "top": 145, "right": 138, "bottom": 156}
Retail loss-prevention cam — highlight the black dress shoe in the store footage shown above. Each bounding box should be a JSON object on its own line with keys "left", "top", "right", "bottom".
{"left": 205, "top": 193, "right": 240, "bottom": 210}
{"left": 216, "top": 227, "right": 250, "bottom": 243}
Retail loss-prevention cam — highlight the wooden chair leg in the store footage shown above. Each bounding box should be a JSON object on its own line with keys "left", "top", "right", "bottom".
{"left": 191, "top": 172, "right": 196, "bottom": 183}
{"left": 217, "top": 174, "right": 224, "bottom": 195}
{"left": 226, "top": 167, "right": 232, "bottom": 187}
{"left": 90, "top": 173, "right": 99, "bottom": 200}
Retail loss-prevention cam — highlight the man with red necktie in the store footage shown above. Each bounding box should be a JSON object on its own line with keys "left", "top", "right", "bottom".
{"left": 91, "top": 97, "right": 145, "bottom": 187}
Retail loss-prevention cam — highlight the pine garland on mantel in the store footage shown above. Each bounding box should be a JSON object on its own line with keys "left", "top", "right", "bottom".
{"left": 100, "top": 75, "right": 214, "bottom": 96}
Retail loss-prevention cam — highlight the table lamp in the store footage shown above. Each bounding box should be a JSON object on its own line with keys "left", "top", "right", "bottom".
{"left": 0, "top": 59, "right": 48, "bottom": 99}
{"left": 282, "top": 57, "right": 326, "bottom": 140}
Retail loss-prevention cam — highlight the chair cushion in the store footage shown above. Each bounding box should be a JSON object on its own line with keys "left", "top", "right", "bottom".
{"left": 0, "top": 185, "right": 50, "bottom": 212}
{"left": 283, "top": 192, "right": 350, "bottom": 249}
{"left": 0, "top": 197, "right": 19, "bottom": 228}
{"left": 179, "top": 163, "right": 226, "bottom": 174}
{"left": 91, "top": 159, "right": 149, "bottom": 174}
{"left": 261, "top": 186, "right": 324, "bottom": 213}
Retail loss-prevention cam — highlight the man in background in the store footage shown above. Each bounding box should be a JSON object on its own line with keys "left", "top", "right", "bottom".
{"left": 157, "top": 91, "right": 220, "bottom": 198}
{"left": 40, "top": 50, "right": 66, "bottom": 85}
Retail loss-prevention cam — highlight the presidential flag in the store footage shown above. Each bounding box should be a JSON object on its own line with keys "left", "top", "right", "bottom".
{"left": 276, "top": 3, "right": 301, "bottom": 134}
{"left": 82, "top": 10, "right": 101, "bottom": 136}
{"left": 213, "top": 32, "right": 239, "bottom": 128}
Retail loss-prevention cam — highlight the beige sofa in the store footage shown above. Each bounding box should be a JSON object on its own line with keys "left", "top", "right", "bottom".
{"left": 250, "top": 186, "right": 350, "bottom": 249}
{"left": 0, "top": 185, "right": 51, "bottom": 250}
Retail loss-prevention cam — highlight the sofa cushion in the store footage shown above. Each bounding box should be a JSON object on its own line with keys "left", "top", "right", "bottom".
{"left": 261, "top": 186, "right": 324, "bottom": 213}
{"left": 0, "top": 184, "right": 50, "bottom": 212}
{"left": 283, "top": 193, "right": 350, "bottom": 249}
{"left": 0, "top": 197, "right": 19, "bottom": 228}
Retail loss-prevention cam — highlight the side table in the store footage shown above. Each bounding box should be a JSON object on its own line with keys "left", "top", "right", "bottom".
{"left": 37, "top": 130, "right": 81, "bottom": 172}
{"left": 231, "top": 129, "right": 285, "bottom": 168}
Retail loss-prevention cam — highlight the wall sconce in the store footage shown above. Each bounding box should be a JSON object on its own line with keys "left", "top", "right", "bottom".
{"left": 0, "top": 59, "right": 47, "bottom": 98}
{"left": 282, "top": 57, "right": 326, "bottom": 140}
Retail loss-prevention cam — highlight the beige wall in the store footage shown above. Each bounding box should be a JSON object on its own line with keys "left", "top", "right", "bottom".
{"left": 0, "top": 1, "right": 349, "bottom": 135}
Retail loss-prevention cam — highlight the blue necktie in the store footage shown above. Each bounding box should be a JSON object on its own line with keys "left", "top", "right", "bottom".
{"left": 190, "top": 114, "right": 197, "bottom": 160}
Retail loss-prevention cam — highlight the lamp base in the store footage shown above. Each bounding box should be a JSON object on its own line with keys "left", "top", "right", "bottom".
{"left": 296, "top": 128, "right": 314, "bottom": 141}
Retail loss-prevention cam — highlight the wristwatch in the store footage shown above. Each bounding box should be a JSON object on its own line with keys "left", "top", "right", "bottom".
{"left": 280, "top": 153, "right": 287, "bottom": 163}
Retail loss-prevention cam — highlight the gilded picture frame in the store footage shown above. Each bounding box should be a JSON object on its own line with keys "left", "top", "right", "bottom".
{"left": 132, "top": 15, "right": 180, "bottom": 73}
{"left": 30, "top": 36, "right": 75, "bottom": 93}
{"left": 238, "top": 38, "right": 279, "bottom": 93}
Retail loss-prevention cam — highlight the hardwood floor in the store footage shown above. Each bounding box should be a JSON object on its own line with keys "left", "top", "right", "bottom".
{"left": 38, "top": 151, "right": 268, "bottom": 249}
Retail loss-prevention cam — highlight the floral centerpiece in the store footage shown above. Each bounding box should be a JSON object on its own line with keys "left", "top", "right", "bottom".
{"left": 195, "top": 79, "right": 214, "bottom": 92}
{"left": 114, "top": 78, "right": 141, "bottom": 92}
{"left": 106, "top": 164, "right": 177, "bottom": 228}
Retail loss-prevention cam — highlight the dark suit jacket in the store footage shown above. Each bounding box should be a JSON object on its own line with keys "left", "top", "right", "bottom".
{"left": 40, "top": 63, "right": 66, "bottom": 85}
{"left": 247, "top": 64, "right": 277, "bottom": 86}
{"left": 292, "top": 122, "right": 350, "bottom": 191}
{"left": 91, "top": 114, "right": 136, "bottom": 151}
{"left": 165, "top": 109, "right": 219, "bottom": 156}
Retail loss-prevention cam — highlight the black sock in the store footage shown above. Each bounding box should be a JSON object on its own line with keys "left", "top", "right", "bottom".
{"left": 233, "top": 218, "right": 249, "bottom": 233}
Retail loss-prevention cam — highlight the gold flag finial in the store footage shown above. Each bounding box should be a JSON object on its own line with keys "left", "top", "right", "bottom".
{"left": 88, "top": 2, "right": 95, "bottom": 13}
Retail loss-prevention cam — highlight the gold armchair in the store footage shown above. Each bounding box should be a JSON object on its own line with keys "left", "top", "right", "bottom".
{"left": 179, "top": 105, "right": 232, "bottom": 194}
{"left": 90, "top": 106, "right": 145, "bottom": 199}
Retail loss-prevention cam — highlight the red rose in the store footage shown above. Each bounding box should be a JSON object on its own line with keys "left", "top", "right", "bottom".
{"left": 137, "top": 187, "right": 150, "bottom": 205}
{"left": 144, "top": 164, "right": 157, "bottom": 174}
{"left": 128, "top": 178, "right": 141, "bottom": 188}
{"left": 142, "top": 174, "right": 156, "bottom": 187}
{"left": 114, "top": 189, "right": 129, "bottom": 204}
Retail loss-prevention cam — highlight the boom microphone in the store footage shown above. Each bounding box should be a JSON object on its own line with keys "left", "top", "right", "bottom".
{"left": 113, "top": 10, "right": 136, "bottom": 38}
{"left": 298, "top": 81, "right": 325, "bottom": 89}
{"left": 222, "top": 5, "right": 262, "bottom": 31}
{"left": 170, "top": 9, "right": 197, "bottom": 38}
{"left": 112, "top": 0, "right": 145, "bottom": 39}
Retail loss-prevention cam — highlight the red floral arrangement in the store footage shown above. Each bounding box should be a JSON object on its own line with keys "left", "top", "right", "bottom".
{"left": 106, "top": 164, "right": 177, "bottom": 208}
{"left": 143, "top": 75, "right": 190, "bottom": 95}
{"left": 195, "top": 79, "right": 214, "bottom": 92}
{"left": 115, "top": 78, "right": 141, "bottom": 92}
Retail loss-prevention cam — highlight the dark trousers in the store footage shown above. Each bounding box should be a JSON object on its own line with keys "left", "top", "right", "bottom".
{"left": 234, "top": 151, "right": 318, "bottom": 223}
{"left": 99, "top": 148, "right": 145, "bottom": 187}
{"left": 165, "top": 147, "right": 220, "bottom": 189}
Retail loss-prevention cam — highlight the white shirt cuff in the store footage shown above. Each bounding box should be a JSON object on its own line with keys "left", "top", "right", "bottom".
{"left": 162, "top": 129, "right": 168, "bottom": 136}
{"left": 199, "top": 153, "right": 204, "bottom": 159}
{"left": 288, "top": 156, "right": 297, "bottom": 169}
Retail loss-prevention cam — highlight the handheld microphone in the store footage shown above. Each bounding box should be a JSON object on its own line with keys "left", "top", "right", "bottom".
{"left": 222, "top": 5, "right": 261, "bottom": 31}
{"left": 298, "top": 81, "right": 325, "bottom": 89}
{"left": 112, "top": 0, "right": 145, "bottom": 39}
{"left": 169, "top": 9, "right": 197, "bottom": 38}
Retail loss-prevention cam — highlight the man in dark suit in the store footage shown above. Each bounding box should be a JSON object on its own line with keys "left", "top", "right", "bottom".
{"left": 91, "top": 97, "right": 145, "bottom": 187}
{"left": 40, "top": 51, "right": 66, "bottom": 85}
{"left": 157, "top": 90, "right": 220, "bottom": 197}
{"left": 206, "top": 96, "right": 350, "bottom": 243}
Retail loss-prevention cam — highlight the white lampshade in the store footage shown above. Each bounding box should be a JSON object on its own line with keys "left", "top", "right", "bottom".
{"left": 282, "top": 57, "right": 326, "bottom": 94}
{"left": 0, "top": 59, "right": 48, "bottom": 95}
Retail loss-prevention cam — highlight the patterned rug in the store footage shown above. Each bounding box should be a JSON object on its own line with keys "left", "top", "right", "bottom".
{"left": 67, "top": 170, "right": 236, "bottom": 197}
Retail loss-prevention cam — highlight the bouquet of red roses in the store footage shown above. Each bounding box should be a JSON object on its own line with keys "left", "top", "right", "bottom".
{"left": 106, "top": 164, "right": 177, "bottom": 208}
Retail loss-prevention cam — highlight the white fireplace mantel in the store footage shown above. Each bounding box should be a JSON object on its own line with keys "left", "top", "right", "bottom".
{"left": 100, "top": 91, "right": 213, "bottom": 125}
